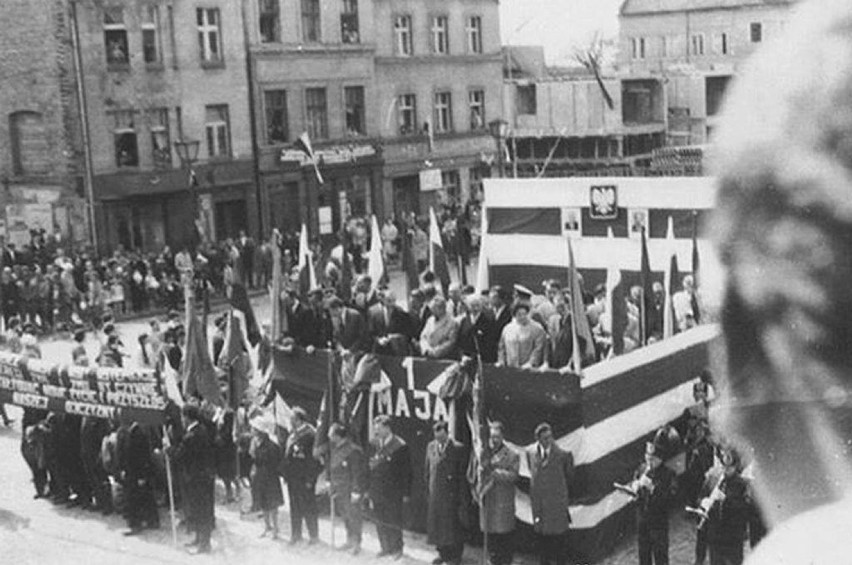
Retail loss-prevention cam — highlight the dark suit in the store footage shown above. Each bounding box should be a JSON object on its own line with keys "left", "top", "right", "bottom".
{"left": 527, "top": 444, "right": 574, "bottom": 565}
{"left": 457, "top": 311, "right": 497, "bottom": 362}
{"left": 283, "top": 423, "right": 321, "bottom": 541}
{"left": 634, "top": 463, "right": 675, "bottom": 565}
{"left": 293, "top": 303, "right": 328, "bottom": 348}
{"left": 119, "top": 422, "right": 159, "bottom": 529}
{"left": 489, "top": 306, "right": 512, "bottom": 361}
{"left": 368, "top": 303, "right": 412, "bottom": 356}
{"left": 326, "top": 307, "right": 369, "bottom": 352}
{"left": 369, "top": 435, "right": 412, "bottom": 554}
{"left": 173, "top": 421, "right": 216, "bottom": 547}
{"left": 425, "top": 439, "right": 467, "bottom": 564}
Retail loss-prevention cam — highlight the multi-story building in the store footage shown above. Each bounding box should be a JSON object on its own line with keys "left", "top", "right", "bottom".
{"left": 502, "top": 46, "right": 667, "bottom": 177}
{"left": 74, "top": 0, "right": 255, "bottom": 254}
{"left": 373, "top": 0, "right": 502, "bottom": 216}
{"left": 246, "top": 0, "right": 383, "bottom": 243}
{"left": 618, "top": 0, "right": 796, "bottom": 145}
{"left": 0, "top": 0, "right": 88, "bottom": 248}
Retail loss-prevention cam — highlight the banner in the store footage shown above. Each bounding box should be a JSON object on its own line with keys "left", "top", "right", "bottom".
{"left": 0, "top": 352, "right": 168, "bottom": 425}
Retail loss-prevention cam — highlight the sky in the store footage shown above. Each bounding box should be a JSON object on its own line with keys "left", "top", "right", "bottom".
{"left": 499, "top": 0, "right": 624, "bottom": 65}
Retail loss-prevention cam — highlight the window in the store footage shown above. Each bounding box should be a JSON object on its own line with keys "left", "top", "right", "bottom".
{"left": 394, "top": 15, "right": 413, "bottom": 56}
{"left": 398, "top": 94, "right": 417, "bottom": 135}
{"left": 344, "top": 86, "right": 365, "bottom": 135}
{"left": 265, "top": 90, "right": 288, "bottom": 143}
{"left": 691, "top": 34, "right": 705, "bottom": 56}
{"left": 197, "top": 8, "right": 222, "bottom": 64}
{"left": 516, "top": 84, "right": 537, "bottom": 115}
{"left": 466, "top": 16, "right": 482, "bottom": 54}
{"left": 469, "top": 167, "right": 489, "bottom": 201}
{"left": 468, "top": 90, "right": 485, "bottom": 130}
{"left": 148, "top": 108, "right": 171, "bottom": 168}
{"left": 434, "top": 91, "right": 453, "bottom": 133}
{"left": 750, "top": 22, "right": 762, "bottom": 43}
{"left": 341, "top": 0, "right": 359, "bottom": 44}
{"left": 431, "top": 16, "right": 449, "bottom": 54}
{"left": 205, "top": 105, "right": 230, "bottom": 157}
{"left": 111, "top": 110, "right": 138, "bottom": 167}
{"left": 301, "top": 0, "right": 321, "bottom": 42}
{"left": 441, "top": 170, "right": 460, "bottom": 200}
{"left": 259, "top": 0, "right": 280, "bottom": 43}
{"left": 9, "top": 111, "right": 49, "bottom": 176}
{"left": 142, "top": 6, "right": 162, "bottom": 65}
{"left": 103, "top": 7, "right": 129, "bottom": 67}
{"left": 705, "top": 75, "right": 732, "bottom": 117}
{"left": 713, "top": 33, "right": 728, "bottom": 55}
{"left": 305, "top": 88, "right": 328, "bottom": 140}
{"left": 631, "top": 37, "right": 645, "bottom": 60}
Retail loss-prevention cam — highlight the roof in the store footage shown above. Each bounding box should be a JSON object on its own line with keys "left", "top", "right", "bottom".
{"left": 620, "top": 0, "right": 795, "bottom": 16}
{"left": 503, "top": 46, "right": 547, "bottom": 80}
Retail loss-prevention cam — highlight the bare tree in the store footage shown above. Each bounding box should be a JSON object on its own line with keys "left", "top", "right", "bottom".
{"left": 574, "top": 31, "right": 615, "bottom": 110}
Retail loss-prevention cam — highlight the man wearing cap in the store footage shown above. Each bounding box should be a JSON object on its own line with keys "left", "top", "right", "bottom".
{"left": 497, "top": 302, "right": 546, "bottom": 369}
{"left": 420, "top": 296, "right": 459, "bottom": 360}
{"left": 328, "top": 423, "right": 368, "bottom": 555}
{"left": 697, "top": 449, "right": 750, "bottom": 565}
{"left": 369, "top": 415, "right": 412, "bottom": 559}
{"left": 527, "top": 422, "right": 573, "bottom": 565}
{"left": 171, "top": 403, "right": 216, "bottom": 554}
{"left": 629, "top": 437, "right": 676, "bottom": 565}
{"left": 425, "top": 420, "right": 467, "bottom": 565}
{"left": 282, "top": 406, "right": 321, "bottom": 545}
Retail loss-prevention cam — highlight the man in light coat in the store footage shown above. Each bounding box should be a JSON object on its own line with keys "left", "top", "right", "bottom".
{"left": 474, "top": 421, "right": 519, "bottom": 565}
{"left": 420, "top": 296, "right": 459, "bottom": 360}
{"left": 527, "top": 422, "right": 574, "bottom": 565}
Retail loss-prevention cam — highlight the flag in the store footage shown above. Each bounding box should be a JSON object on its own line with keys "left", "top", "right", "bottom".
{"left": 182, "top": 311, "right": 223, "bottom": 406}
{"left": 639, "top": 228, "right": 654, "bottom": 346}
{"left": 401, "top": 226, "right": 419, "bottom": 297}
{"left": 567, "top": 236, "right": 596, "bottom": 370}
{"left": 475, "top": 209, "right": 489, "bottom": 293}
{"left": 270, "top": 230, "right": 284, "bottom": 340}
{"left": 295, "top": 131, "right": 324, "bottom": 185}
{"left": 429, "top": 207, "right": 451, "bottom": 296}
{"left": 219, "top": 313, "right": 252, "bottom": 409}
{"left": 368, "top": 215, "right": 385, "bottom": 287}
{"left": 604, "top": 227, "right": 626, "bottom": 356}
{"left": 229, "top": 283, "right": 261, "bottom": 346}
{"left": 663, "top": 217, "right": 680, "bottom": 340}
{"left": 161, "top": 359, "right": 184, "bottom": 407}
{"left": 298, "top": 223, "right": 317, "bottom": 299}
{"left": 691, "top": 211, "right": 700, "bottom": 289}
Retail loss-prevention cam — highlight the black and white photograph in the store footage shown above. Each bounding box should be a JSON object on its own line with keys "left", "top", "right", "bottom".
{"left": 0, "top": 0, "right": 835, "bottom": 564}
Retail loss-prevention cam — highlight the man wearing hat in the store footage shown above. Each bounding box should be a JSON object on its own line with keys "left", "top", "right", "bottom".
{"left": 628, "top": 435, "right": 676, "bottom": 565}
{"left": 697, "top": 449, "right": 750, "bottom": 565}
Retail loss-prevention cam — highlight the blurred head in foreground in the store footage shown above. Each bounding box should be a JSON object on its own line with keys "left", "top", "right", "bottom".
{"left": 711, "top": 0, "right": 852, "bottom": 544}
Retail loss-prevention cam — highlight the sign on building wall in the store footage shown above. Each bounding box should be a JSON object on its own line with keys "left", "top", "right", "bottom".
{"left": 418, "top": 168, "right": 442, "bottom": 192}
{"left": 5, "top": 203, "right": 53, "bottom": 247}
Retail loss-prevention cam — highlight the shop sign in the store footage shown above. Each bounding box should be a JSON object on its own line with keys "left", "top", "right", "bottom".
{"left": 281, "top": 144, "right": 377, "bottom": 166}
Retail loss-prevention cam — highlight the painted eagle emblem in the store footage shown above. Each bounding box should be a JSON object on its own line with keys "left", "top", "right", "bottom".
{"left": 590, "top": 185, "right": 617, "bottom": 219}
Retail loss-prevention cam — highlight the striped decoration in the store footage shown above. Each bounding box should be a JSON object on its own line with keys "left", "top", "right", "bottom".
{"left": 481, "top": 177, "right": 719, "bottom": 293}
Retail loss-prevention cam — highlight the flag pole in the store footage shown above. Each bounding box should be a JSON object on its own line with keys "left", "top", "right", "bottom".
{"left": 326, "top": 340, "right": 336, "bottom": 548}
{"left": 473, "top": 334, "right": 489, "bottom": 565}
{"left": 162, "top": 425, "right": 178, "bottom": 547}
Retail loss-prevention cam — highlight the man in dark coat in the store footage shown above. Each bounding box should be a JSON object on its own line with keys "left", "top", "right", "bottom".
{"left": 237, "top": 230, "right": 256, "bottom": 288}
{"left": 282, "top": 407, "right": 321, "bottom": 544}
{"left": 488, "top": 286, "right": 513, "bottom": 358}
{"left": 171, "top": 403, "right": 216, "bottom": 553}
{"left": 294, "top": 288, "right": 328, "bottom": 350}
{"left": 80, "top": 416, "right": 113, "bottom": 514}
{"left": 326, "top": 296, "right": 370, "bottom": 352}
{"left": 627, "top": 437, "right": 676, "bottom": 565}
{"left": 367, "top": 290, "right": 412, "bottom": 356}
{"left": 369, "top": 415, "right": 412, "bottom": 558}
{"left": 698, "top": 449, "right": 750, "bottom": 565}
{"left": 328, "top": 422, "right": 368, "bottom": 555}
{"left": 457, "top": 294, "right": 497, "bottom": 363}
{"left": 425, "top": 420, "right": 467, "bottom": 565}
{"left": 527, "top": 422, "right": 574, "bottom": 565}
{"left": 118, "top": 419, "right": 159, "bottom": 534}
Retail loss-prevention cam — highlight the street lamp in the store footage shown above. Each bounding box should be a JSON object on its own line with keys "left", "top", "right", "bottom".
{"left": 173, "top": 139, "right": 201, "bottom": 249}
{"left": 488, "top": 119, "right": 509, "bottom": 178}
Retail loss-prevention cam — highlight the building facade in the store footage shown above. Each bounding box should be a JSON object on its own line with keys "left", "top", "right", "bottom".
{"left": 617, "top": 0, "right": 796, "bottom": 144}
{"left": 247, "top": 0, "right": 383, "bottom": 244}
{"left": 0, "top": 0, "right": 88, "bottom": 248}
{"left": 73, "top": 0, "right": 255, "bottom": 254}
{"left": 373, "top": 0, "right": 502, "bottom": 217}
{"left": 502, "top": 47, "right": 667, "bottom": 177}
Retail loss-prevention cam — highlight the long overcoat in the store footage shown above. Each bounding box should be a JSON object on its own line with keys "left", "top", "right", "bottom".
{"left": 478, "top": 443, "right": 519, "bottom": 534}
{"left": 527, "top": 444, "right": 574, "bottom": 535}
{"left": 425, "top": 438, "right": 467, "bottom": 546}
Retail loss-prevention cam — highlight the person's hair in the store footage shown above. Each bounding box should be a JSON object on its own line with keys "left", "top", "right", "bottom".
{"left": 490, "top": 285, "right": 510, "bottom": 302}
{"left": 512, "top": 301, "right": 531, "bottom": 316}
{"left": 291, "top": 406, "right": 308, "bottom": 423}
{"left": 373, "top": 415, "right": 392, "bottom": 429}
{"left": 327, "top": 297, "right": 344, "bottom": 309}
{"left": 181, "top": 403, "right": 201, "bottom": 422}
{"left": 329, "top": 422, "right": 348, "bottom": 438}
{"left": 534, "top": 422, "right": 552, "bottom": 439}
{"left": 423, "top": 285, "right": 437, "bottom": 301}
{"left": 433, "top": 420, "right": 449, "bottom": 433}
{"left": 489, "top": 421, "right": 504, "bottom": 434}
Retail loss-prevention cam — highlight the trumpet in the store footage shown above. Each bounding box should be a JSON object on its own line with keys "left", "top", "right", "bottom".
{"left": 613, "top": 468, "right": 653, "bottom": 498}
{"left": 686, "top": 474, "right": 725, "bottom": 529}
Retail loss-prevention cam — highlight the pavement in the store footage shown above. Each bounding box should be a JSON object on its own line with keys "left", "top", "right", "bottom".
{"left": 0, "top": 276, "right": 707, "bottom": 565}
